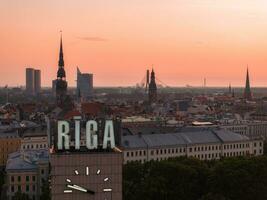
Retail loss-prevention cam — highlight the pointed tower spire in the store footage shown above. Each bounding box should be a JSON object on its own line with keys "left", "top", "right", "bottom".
{"left": 148, "top": 66, "right": 157, "bottom": 103}
{"left": 57, "top": 31, "right": 66, "bottom": 78}
{"left": 244, "top": 66, "right": 252, "bottom": 100}
{"left": 58, "top": 31, "right": 64, "bottom": 68}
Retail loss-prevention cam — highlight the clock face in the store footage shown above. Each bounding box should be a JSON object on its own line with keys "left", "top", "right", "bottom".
{"left": 63, "top": 166, "right": 112, "bottom": 199}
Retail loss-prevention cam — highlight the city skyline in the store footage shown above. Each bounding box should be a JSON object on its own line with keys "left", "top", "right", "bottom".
{"left": 1, "top": 0, "right": 267, "bottom": 87}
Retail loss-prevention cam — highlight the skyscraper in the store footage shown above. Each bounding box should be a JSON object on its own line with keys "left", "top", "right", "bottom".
{"left": 148, "top": 68, "right": 157, "bottom": 103}
{"left": 26, "top": 68, "right": 35, "bottom": 95}
{"left": 244, "top": 67, "right": 252, "bottom": 100}
{"left": 77, "top": 67, "right": 93, "bottom": 99}
{"left": 56, "top": 34, "right": 68, "bottom": 106}
{"left": 26, "top": 68, "right": 41, "bottom": 95}
{"left": 34, "top": 69, "right": 41, "bottom": 94}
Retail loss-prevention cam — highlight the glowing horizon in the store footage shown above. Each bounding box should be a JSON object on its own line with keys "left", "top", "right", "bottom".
{"left": 1, "top": 0, "right": 267, "bottom": 87}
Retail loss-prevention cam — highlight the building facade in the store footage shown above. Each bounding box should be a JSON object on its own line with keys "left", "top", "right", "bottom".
{"left": 6, "top": 149, "right": 49, "bottom": 200}
{"left": 21, "top": 128, "right": 48, "bottom": 151}
{"left": 50, "top": 151, "right": 122, "bottom": 200}
{"left": 122, "top": 129, "right": 263, "bottom": 164}
{"left": 0, "top": 132, "right": 21, "bottom": 166}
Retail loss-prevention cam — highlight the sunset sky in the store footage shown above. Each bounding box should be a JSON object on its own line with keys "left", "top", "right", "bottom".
{"left": 1, "top": 0, "right": 267, "bottom": 87}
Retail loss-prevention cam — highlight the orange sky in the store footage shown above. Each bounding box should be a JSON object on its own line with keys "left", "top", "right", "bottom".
{"left": 1, "top": 0, "right": 267, "bottom": 87}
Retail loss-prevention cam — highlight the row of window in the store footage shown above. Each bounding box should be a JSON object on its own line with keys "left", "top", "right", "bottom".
{"left": 10, "top": 184, "right": 36, "bottom": 193}
{"left": 151, "top": 148, "right": 185, "bottom": 155}
{"left": 189, "top": 145, "right": 220, "bottom": 152}
{"left": 22, "top": 143, "right": 47, "bottom": 149}
{"left": 126, "top": 148, "right": 186, "bottom": 157}
{"left": 224, "top": 143, "right": 249, "bottom": 150}
{"left": 10, "top": 175, "right": 37, "bottom": 183}
{"left": 125, "top": 150, "right": 259, "bottom": 163}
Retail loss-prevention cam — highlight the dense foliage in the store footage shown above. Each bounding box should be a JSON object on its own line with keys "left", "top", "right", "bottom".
{"left": 12, "top": 192, "right": 31, "bottom": 200}
{"left": 123, "top": 156, "right": 267, "bottom": 200}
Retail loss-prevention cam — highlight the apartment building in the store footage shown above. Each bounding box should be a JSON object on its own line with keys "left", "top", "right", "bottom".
{"left": 121, "top": 129, "right": 263, "bottom": 164}
{"left": 6, "top": 149, "right": 49, "bottom": 200}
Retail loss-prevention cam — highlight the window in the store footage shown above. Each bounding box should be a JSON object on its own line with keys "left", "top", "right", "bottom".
{"left": 18, "top": 186, "right": 21, "bottom": 192}
{"left": 26, "top": 176, "right": 29, "bottom": 182}
{"left": 11, "top": 176, "right": 14, "bottom": 182}
{"left": 26, "top": 185, "right": 30, "bottom": 192}
{"left": 11, "top": 186, "right": 14, "bottom": 192}
{"left": 126, "top": 152, "right": 129, "bottom": 157}
{"left": 32, "top": 176, "right": 35, "bottom": 182}
{"left": 18, "top": 176, "right": 21, "bottom": 182}
{"left": 41, "top": 169, "right": 44, "bottom": 175}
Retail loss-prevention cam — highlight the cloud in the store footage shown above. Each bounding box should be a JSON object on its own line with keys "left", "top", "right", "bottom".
{"left": 76, "top": 36, "right": 108, "bottom": 42}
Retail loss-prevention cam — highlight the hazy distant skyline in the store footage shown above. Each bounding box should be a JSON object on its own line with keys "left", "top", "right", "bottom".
{"left": 1, "top": 0, "right": 267, "bottom": 87}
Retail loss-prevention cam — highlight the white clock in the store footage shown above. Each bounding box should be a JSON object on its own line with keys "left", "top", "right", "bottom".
{"left": 63, "top": 166, "right": 112, "bottom": 199}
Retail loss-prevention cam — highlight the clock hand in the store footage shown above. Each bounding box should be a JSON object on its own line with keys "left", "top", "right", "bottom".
{"left": 67, "top": 184, "right": 95, "bottom": 195}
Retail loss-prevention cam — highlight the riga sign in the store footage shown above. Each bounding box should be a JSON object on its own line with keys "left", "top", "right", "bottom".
{"left": 57, "top": 117, "right": 115, "bottom": 150}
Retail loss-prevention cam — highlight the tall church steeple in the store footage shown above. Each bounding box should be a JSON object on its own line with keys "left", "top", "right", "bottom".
{"left": 58, "top": 33, "right": 64, "bottom": 68}
{"left": 244, "top": 66, "right": 252, "bottom": 100}
{"left": 56, "top": 33, "right": 68, "bottom": 107}
{"left": 57, "top": 32, "right": 66, "bottom": 79}
{"left": 148, "top": 68, "right": 157, "bottom": 103}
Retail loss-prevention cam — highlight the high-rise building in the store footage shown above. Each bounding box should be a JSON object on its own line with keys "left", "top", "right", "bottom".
{"left": 56, "top": 34, "right": 68, "bottom": 106}
{"left": 244, "top": 67, "right": 252, "bottom": 100}
{"left": 148, "top": 69, "right": 157, "bottom": 103}
{"left": 26, "top": 68, "right": 35, "bottom": 95}
{"left": 77, "top": 67, "right": 93, "bottom": 99}
{"left": 26, "top": 68, "right": 41, "bottom": 95}
{"left": 34, "top": 69, "right": 41, "bottom": 94}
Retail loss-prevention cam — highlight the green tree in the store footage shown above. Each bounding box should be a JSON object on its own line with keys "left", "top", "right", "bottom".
{"left": 12, "top": 191, "right": 31, "bottom": 200}
{"left": 40, "top": 180, "right": 51, "bottom": 200}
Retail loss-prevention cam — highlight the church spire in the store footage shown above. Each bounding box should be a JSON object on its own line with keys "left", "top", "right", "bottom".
{"left": 148, "top": 67, "right": 157, "bottom": 103}
{"left": 57, "top": 32, "right": 66, "bottom": 78}
{"left": 58, "top": 32, "right": 64, "bottom": 68}
{"left": 244, "top": 66, "right": 252, "bottom": 100}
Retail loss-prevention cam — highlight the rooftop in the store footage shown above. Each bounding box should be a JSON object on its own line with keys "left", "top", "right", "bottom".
{"left": 122, "top": 129, "right": 250, "bottom": 149}
{"left": 6, "top": 149, "right": 49, "bottom": 171}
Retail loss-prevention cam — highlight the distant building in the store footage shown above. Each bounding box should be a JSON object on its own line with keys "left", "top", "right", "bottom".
{"left": 26, "top": 68, "right": 41, "bottom": 95}
{"left": 77, "top": 67, "right": 93, "bottom": 99}
{"left": 244, "top": 67, "right": 252, "bottom": 100}
{"left": 21, "top": 127, "right": 48, "bottom": 151}
{"left": 34, "top": 70, "right": 41, "bottom": 94}
{"left": 122, "top": 129, "right": 263, "bottom": 164}
{"left": 148, "top": 69, "right": 157, "bottom": 103}
{"left": 0, "top": 131, "right": 21, "bottom": 167}
{"left": 6, "top": 149, "right": 49, "bottom": 200}
{"left": 26, "top": 68, "right": 35, "bottom": 95}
